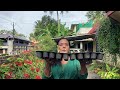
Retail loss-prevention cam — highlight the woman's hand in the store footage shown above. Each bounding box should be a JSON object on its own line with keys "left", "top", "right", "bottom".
{"left": 80, "top": 61, "right": 88, "bottom": 75}
{"left": 44, "top": 59, "right": 52, "bottom": 77}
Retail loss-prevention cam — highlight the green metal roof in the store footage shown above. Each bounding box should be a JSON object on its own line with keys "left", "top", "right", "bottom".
{"left": 76, "top": 20, "right": 93, "bottom": 32}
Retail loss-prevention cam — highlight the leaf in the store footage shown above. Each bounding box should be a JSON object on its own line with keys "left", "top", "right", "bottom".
{"left": 106, "top": 64, "right": 111, "bottom": 72}
{"left": 113, "top": 69, "right": 119, "bottom": 73}
{"left": 111, "top": 67, "right": 118, "bottom": 72}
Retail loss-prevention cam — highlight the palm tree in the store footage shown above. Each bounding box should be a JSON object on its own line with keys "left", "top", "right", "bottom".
{"left": 44, "top": 11, "right": 68, "bottom": 36}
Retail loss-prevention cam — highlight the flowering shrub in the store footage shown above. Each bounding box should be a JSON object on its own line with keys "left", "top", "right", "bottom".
{"left": 0, "top": 50, "right": 45, "bottom": 79}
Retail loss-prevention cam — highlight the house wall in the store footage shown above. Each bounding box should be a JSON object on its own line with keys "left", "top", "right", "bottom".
{"left": 7, "top": 39, "right": 13, "bottom": 55}
{"left": 76, "top": 28, "right": 92, "bottom": 35}
{"left": 73, "top": 25, "right": 77, "bottom": 33}
{"left": 0, "top": 38, "right": 30, "bottom": 55}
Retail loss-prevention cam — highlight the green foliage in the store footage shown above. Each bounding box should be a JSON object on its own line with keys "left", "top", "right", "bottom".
{"left": 88, "top": 61, "right": 106, "bottom": 71}
{"left": 97, "top": 17, "right": 120, "bottom": 64}
{"left": 86, "top": 11, "right": 120, "bottom": 65}
{"left": 88, "top": 61, "right": 120, "bottom": 79}
{"left": 86, "top": 11, "right": 105, "bottom": 23}
{"left": 105, "top": 64, "right": 119, "bottom": 73}
{"left": 38, "top": 35, "right": 57, "bottom": 52}
{"left": 59, "top": 24, "right": 75, "bottom": 37}
{"left": 0, "top": 30, "right": 12, "bottom": 34}
{"left": 30, "top": 15, "right": 73, "bottom": 40}
{"left": 0, "top": 39, "right": 4, "bottom": 46}
{"left": 0, "top": 30, "right": 26, "bottom": 38}
{"left": 97, "top": 64, "right": 120, "bottom": 79}
{"left": 0, "top": 50, "right": 45, "bottom": 79}
{"left": 29, "top": 15, "right": 75, "bottom": 52}
{"left": 97, "top": 70, "right": 120, "bottom": 79}
{"left": 31, "top": 15, "right": 58, "bottom": 39}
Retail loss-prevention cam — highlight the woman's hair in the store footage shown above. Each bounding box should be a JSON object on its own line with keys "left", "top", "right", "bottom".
{"left": 56, "top": 37, "right": 70, "bottom": 46}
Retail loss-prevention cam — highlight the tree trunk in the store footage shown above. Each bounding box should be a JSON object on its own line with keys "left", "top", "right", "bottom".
{"left": 57, "top": 11, "right": 60, "bottom": 36}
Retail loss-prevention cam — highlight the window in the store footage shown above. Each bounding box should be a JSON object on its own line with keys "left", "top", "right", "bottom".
{"left": 85, "top": 43, "right": 88, "bottom": 51}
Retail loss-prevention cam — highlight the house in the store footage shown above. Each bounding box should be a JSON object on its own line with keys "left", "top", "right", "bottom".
{"left": 76, "top": 20, "right": 93, "bottom": 35}
{"left": 106, "top": 11, "right": 120, "bottom": 23}
{"left": 0, "top": 33, "right": 31, "bottom": 55}
{"left": 70, "top": 24, "right": 78, "bottom": 34}
{"left": 69, "top": 20, "right": 97, "bottom": 52}
{"left": 53, "top": 20, "right": 100, "bottom": 53}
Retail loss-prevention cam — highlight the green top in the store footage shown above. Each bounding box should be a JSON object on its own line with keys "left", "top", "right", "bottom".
{"left": 42, "top": 59, "right": 88, "bottom": 79}
{"left": 76, "top": 20, "right": 93, "bottom": 32}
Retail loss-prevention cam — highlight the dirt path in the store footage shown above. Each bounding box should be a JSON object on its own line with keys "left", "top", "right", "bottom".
{"left": 87, "top": 71, "right": 101, "bottom": 79}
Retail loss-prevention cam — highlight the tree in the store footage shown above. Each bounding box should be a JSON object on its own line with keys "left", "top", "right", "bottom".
{"left": 29, "top": 15, "right": 58, "bottom": 40}
{"left": 44, "top": 11, "right": 68, "bottom": 36}
{"left": 29, "top": 15, "right": 75, "bottom": 52}
{"left": 59, "top": 23, "right": 76, "bottom": 37}
{"left": 37, "top": 35, "right": 57, "bottom": 52}
{"left": 0, "top": 30, "right": 26, "bottom": 38}
{"left": 86, "top": 11, "right": 105, "bottom": 23}
{"left": 98, "top": 17, "right": 120, "bottom": 65}
{"left": 29, "top": 15, "right": 73, "bottom": 40}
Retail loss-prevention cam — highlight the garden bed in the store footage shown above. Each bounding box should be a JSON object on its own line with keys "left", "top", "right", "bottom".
{"left": 0, "top": 50, "right": 45, "bottom": 79}
{"left": 88, "top": 60, "right": 120, "bottom": 79}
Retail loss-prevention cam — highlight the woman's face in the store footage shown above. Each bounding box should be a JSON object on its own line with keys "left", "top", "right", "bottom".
{"left": 58, "top": 39, "right": 70, "bottom": 53}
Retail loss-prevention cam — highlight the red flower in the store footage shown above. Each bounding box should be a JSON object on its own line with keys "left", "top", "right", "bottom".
{"left": 5, "top": 75, "right": 12, "bottom": 79}
{"left": 18, "top": 63, "right": 23, "bottom": 66}
{"left": 15, "top": 62, "right": 18, "bottom": 65}
{"left": 24, "top": 73, "right": 30, "bottom": 79}
{"left": 9, "top": 72, "right": 12, "bottom": 76}
{"left": 15, "top": 62, "right": 23, "bottom": 67}
{"left": 35, "top": 75, "right": 42, "bottom": 79}
{"left": 36, "top": 68, "right": 40, "bottom": 72}
{"left": 24, "top": 60, "right": 32, "bottom": 65}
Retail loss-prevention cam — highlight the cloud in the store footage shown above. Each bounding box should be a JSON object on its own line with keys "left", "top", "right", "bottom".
{"left": 0, "top": 11, "right": 89, "bottom": 39}
{"left": 0, "top": 11, "right": 14, "bottom": 17}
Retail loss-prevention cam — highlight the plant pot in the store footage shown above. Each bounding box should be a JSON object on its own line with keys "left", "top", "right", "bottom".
{"left": 70, "top": 53, "right": 76, "bottom": 60}
{"left": 36, "top": 51, "right": 43, "bottom": 58}
{"left": 97, "top": 53, "right": 104, "bottom": 60}
{"left": 49, "top": 52, "right": 55, "bottom": 59}
{"left": 84, "top": 52, "right": 90, "bottom": 59}
{"left": 76, "top": 53, "right": 83, "bottom": 60}
{"left": 91, "top": 52, "right": 97, "bottom": 60}
{"left": 62, "top": 53, "right": 69, "bottom": 61}
{"left": 43, "top": 52, "right": 49, "bottom": 59}
{"left": 56, "top": 53, "right": 62, "bottom": 61}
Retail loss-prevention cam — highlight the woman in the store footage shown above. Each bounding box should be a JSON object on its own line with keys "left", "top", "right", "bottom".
{"left": 42, "top": 37, "right": 88, "bottom": 79}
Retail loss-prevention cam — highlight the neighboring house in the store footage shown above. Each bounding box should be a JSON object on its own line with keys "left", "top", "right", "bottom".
{"left": 70, "top": 20, "right": 98, "bottom": 52}
{"left": 0, "top": 34, "right": 31, "bottom": 55}
{"left": 76, "top": 20, "right": 93, "bottom": 35}
{"left": 70, "top": 24, "right": 78, "bottom": 34}
{"left": 70, "top": 20, "right": 93, "bottom": 35}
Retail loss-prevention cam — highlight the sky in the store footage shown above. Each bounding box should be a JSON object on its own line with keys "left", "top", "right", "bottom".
{"left": 0, "top": 11, "right": 88, "bottom": 40}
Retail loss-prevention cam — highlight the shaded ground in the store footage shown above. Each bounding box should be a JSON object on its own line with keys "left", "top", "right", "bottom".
{"left": 87, "top": 71, "right": 101, "bottom": 79}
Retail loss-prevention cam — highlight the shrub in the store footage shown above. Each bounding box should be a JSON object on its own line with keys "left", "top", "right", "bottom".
{"left": 0, "top": 50, "right": 45, "bottom": 79}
